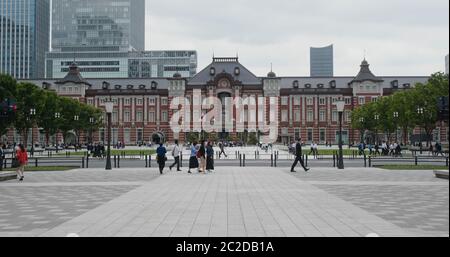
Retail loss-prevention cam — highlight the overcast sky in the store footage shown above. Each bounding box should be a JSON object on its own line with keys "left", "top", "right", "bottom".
{"left": 145, "top": 0, "right": 449, "bottom": 77}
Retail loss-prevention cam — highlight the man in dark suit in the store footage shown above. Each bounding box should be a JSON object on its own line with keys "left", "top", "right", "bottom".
{"left": 291, "top": 138, "right": 310, "bottom": 172}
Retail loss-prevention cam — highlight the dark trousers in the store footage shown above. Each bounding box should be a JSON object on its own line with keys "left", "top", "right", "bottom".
{"left": 291, "top": 156, "right": 307, "bottom": 171}
{"left": 219, "top": 149, "right": 227, "bottom": 158}
{"left": 158, "top": 161, "right": 165, "bottom": 174}
{"left": 170, "top": 156, "right": 180, "bottom": 171}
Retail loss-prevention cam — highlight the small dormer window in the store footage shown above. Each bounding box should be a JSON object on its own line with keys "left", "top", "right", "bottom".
{"left": 127, "top": 85, "right": 134, "bottom": 90}
{"left": 403, "top": 83, "right": 411, "bottom": 88}
{"left": 42, "top": 82, "right": 51, "bottom": 90}
{"left": 391, "top": 80, "right": 399, "bottom": 88}
{"left": 139, "top": 84, "right": 146, "bottom": 90}
{"left": 293, "top": 80, "right": 299, "bottom": 89}
{"left": 210, "top": 67, "right": 216, "bottom": 76}
{"left": 305, "top": 83, "right": 312, "bottom": 89}
{"left": 102, "top": 81, "right": 110, "bottom": 90}
{"left": 115, "top": 85, "right": 122, "bottom": 90}
{"left": 317, "top": 83, "right": 324, "bottom": 89}
{"left": 329, "top": 80, "right": 336, "bottom": 88}
{"left": 151, "top": 81, "right": 158, "bottom": 90}
{"left": 234, "top": 67, "right": 240, "bottom": 76}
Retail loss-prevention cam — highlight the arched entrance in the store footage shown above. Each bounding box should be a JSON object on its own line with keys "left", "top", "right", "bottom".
{"left": 65, "top": 131, "right": 77, "bottom": 145}
{"left": 151, "top": 132, "right": 165, "bottom": 144}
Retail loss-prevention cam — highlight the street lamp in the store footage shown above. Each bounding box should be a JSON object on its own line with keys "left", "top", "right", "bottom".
{"left": 104, "top": 101, "right": 114, "bottom": 170}
{"left": 417, "top": 107, "right": 424, "bottom": 152}
{"left": 89, "top": 117, "right": 95, "bottom": 144}
{"left": 336, "top": 100, "right": 345, "bottom": 170}
{"left": 74, "top": 115, "right": 80, "bottom": 150}
{"left": 393, "top": 112, "right": 399, "bottom": 142}
{"left": 374, "top": 114, "right": 380, "bottom": 145}
{"left": 359, "top": 117, "right": 365, "bottom": 143}
{"left": 30, "top": 108, "right": 36, "bottom": 156}
{"left": 55, "top": 112, "right": 61, "bottom": 152}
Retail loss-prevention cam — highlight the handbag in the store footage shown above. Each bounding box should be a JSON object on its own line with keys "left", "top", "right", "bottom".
{"left": 11, "top": 157, "right": 20, "bottom": 168}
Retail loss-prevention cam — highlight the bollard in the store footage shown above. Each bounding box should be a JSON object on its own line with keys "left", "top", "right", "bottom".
{"left": 35, "top": 158, "right": 38, "bottom": 167}
{"left": 274, "top": 153, "right": 277, "bottom": 167}
{"left": 255, "top": 151, "right": 257, "bottom": 160}
{"left": 369, "top": 156, "right": 372, "bottom": 168}
{"left": 364, "top": 153, "right": 367, "bottom": 168}
{"left": 149, "top": 155, "right": 152, "bottom": 168}
{"left": 333, "top": 154, "right": 336, "bottom": 168}
{"left": 82, "top": 157, "right": 85, "bottom": 169}
{"left": 86, "top": 155, "right": 89, "bottom": 168}
{"left": 180, "top": 154, "right": 183, "bottom": 168}
{"left": 114, "top": 155, "right": 117, "bottom": 168}
{"left": 118, "top": 155, "right": 120, "bottom": 168}
{"left": 305, "top": 154, "right": 308, "bottom": 167}
{"left": 415, "top": 156, "right": 418, "bottom": 166}
{"left": 271, "top": 154, "right": 274, "bottom": 167}
{"left": 446, "top": 157, "right": 449, "bottom": 167}
{"left": 145, "top": 155, "right": 148, "bottom": 168}
{"left": 243, "top": 154, "right": 246, "bottom": 167}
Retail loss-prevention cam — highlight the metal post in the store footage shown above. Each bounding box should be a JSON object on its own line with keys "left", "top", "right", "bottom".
{"left": 35, "top": 158, "right": 38, "bottom": 167}
{"left": 415, "top": 156, "right": 418, "bottom": 166}
{"left": 86, "top": 155, "right": 89, "bottom": 168}
{"left": 118, "top": 155, "right": 120, "bottom": 168}
{"left": 106, "top": 112, "right": 112, "bottom": 170}
{"left": 446, "top": 157, "right": 449, "bottom": 167}
{"left": 114, "top": 155, "right": 117, "bottom": 168}
{"left": 274, "top": 153, "right": 277, "bottom": 167}
{"left": 180, "top": 153, "right": 183, "bottom": 168}
{"left": 149, "top": 155, "right": 152, "bottom": 167}
{"left": 239, "top": 154, "right": 242, "bottom": 167}
{"left": 145, "top": 155, "right": 148, "bottom": 168}
{"left": 338, "top": 112, "right": 345, "bottom": 169}
{"left": 369, "top": 156, "right": 372, "bottom": 168}
{"left": 364, "top": 153, "right": 367, "bottom": 168}
{"left": 271, "top": 154, "right": 274, "bottom": 167}
{"left": 82, "top": 157, "right": 85, "bottom": 169}
{"left": 243, "top": 154, "right": 246, "bottom": 167}
{"left": 333, "top": 153, "right": 336, "bottom": 168}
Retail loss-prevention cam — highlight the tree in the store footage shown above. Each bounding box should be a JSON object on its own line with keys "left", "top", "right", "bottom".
{"left": 37, "top": 91, "right": 60, "bottom": 146}
{"left": 57, "top": 97, "right": 81, "bottom": 145}
{"left": 13, "top": 83, "right": 45, "bottom": 146}
{"left": 0, "top": 74, "right": 17, "bottom": 136}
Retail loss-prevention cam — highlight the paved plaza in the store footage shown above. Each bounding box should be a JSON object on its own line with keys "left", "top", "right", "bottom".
{"left": 0, "top": 166, "right": 448, "bottom": 237}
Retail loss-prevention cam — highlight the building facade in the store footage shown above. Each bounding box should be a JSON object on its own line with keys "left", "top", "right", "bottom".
{"left": 14, "top": 57, "right": 447, "bottom": 147}
{"left": 51, "top": 0, "right": 145, "bottom": 52}
{"left": 45, "top": 50, "right": 198, "bottom": 79}
{"left": 310, "top": 44, "right": 334, "bottom": 77}
{"left": 0, "top": 0, "right": 50, "bottom": 79}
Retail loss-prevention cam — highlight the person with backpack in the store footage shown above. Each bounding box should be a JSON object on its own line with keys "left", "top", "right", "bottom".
{"left": 169, "top": 140, "right": 182, "bottom": 172}
{"left": 16, "top": 144, "right": 28, "bottom": 181}
{"left": 156, "top": 143, "right": 167, "bottom": 175}
{"left": 206, "top": 141, "right": 214, "bottom": 172}
{"left": 188, "top": 142, "right": 199, "bottom": 174}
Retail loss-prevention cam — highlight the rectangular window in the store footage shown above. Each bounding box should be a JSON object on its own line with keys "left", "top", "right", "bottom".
{"left": 281, "top": 97, "right": 288, "bottom": 106}
{"left": 319, "top": 110, "right": 326, "bottom": 122}
{"left": 307, "top": 129, "right": 313, "bottom": 142}
{"left": 161, "top": 97, "right": 168, "bottom": 105}
{"left": 294, "top": 128, "right": 301, "bottom": 140}
{"left": 162, "top": 111, "right": 168, "bottom": 122}
{"left": 320, "top": 129, "right": 326, "bottom": 142}
{"left": 332, "top": 110, "right": 338, "bottom": 122}
{"left": 124, "top": 128, "right": 131, "bottom": 145}
{"left": 258, "top": 110, "right": 264, "bottom": 122}
{"left": 136, "top": 111, "right": 143, "bottom": 122}
{"left": 345, "top": 97, "right": 352, "bottom": 105}
{"left": 149, "top": 97, "right": 156, "bottom": 105}
{"left": 124, "top": 110, "right": 131, "bottom": 122}
{"left": 149, "top": 112, "right": 155, "bottom": 122}
{"left": 319, "top": 98, "right": 326, "bottom": 105}
{"left": 307, "top": 110, "right": 314, "bottom": 122}
{"left": 294, "top": 110, "right": 301, "bottom": 122}
{"left": 371, "top": 96, "right": 378, "bottom": 102}
{"left": 137, "top": 129, "right": 143, "bottom": 143}
{"left": 345, "top": 111, "right": 352, "bottom": 123}
{"left": 112, "top": 112, "right": 118, "bottom": 123}
{"left": 99, "top": 129, "right": 105, "bottom": 143}
{"left": 124, "top": 98, "right": 131, "bottom": 106}
{"left": 136, "top": 99, "right": 143, "bottom": 105}
{"left": 281, "top": 110, "right": 288, "bottom": 122}
{"left": 87, "top": 98, "right": 94, "bottom": 105}
{"left": 306, "top": 97, "right": 313, "bottom": 106}
{"left": 294, "top": 96, "right": 301, "bottom": 105}
{"left": 359, "top": 97, "right": 365, "bottom": 105}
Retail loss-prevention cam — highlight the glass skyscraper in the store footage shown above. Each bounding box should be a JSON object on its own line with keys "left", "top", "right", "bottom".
{"left": 310, "top": 44, "right": 334, "bottom": 77}
{"left": 51, "top": 0, "right": 145, "bottom": 52}
{"left": 0, "top": 0, "right": 50, "bottom": 79}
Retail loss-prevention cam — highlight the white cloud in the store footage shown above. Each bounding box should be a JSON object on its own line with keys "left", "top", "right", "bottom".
{"left": 145, "top": 0, "right": 449, "bottom": 76}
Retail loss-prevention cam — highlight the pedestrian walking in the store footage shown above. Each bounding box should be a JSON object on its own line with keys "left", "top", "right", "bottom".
{"left": 218, "top": 141, "right": 228, "bottom": 158}
{"left": 206, "top": 141, "right": 214, "bottom": 172}
{"left": 0, "top": 143, "right": 4, "bottom": 170}
{"left": 169, "top": 140, "right": 182, "bottom": 172}
{"left": 188, "top": 142, "right": 199, "bottom": 174}
{"left": 156, "top": 143, "right": 167, "bottom": 174}
{"left": 197, "top": 141, "right": 206, "bottom": 173}
{"left": 16, "top": 144, "right": 28, "bottom": 181}
{"left": 291, "top": 138, "right": 310, "bottom": 173}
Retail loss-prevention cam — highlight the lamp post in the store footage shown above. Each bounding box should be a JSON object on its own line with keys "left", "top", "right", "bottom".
{"left": 393, "top": 112, "right": 399, "bottom": 142}
{"left": 417, "top": 107, "right": 424, "bottom": 152}
{"left": 89, "top": 117, "right": 95, "bottom": 144}
{"left": 30, "top": 108, "right": 36, "bottom": 156}
{"left": 359, "top": 117, "right": 365, "bottom": 143}
{"left": 55, "top": 112, "right": 61, "bottom": 153}
{"left": 74, "top": 115, "right": 80, "bottom": 151}
{"left": 105, "top": 101, "right": 114, "bottom": 170}
{"left": 374, "top": 114, "right": 380, "bottom": 145}
{"left": 336, "top": 100, "right": 345, "bottom": 169}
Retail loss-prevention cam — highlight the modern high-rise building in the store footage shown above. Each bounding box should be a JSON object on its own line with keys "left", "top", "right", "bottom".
{"left": 445, "top": 54, "right": 449, "bottom": 75}
{"left": 310, "top": 44, "right": 334, "bottom": 77}
{"left": 0, "top": 0, "right": 50, "bottom": 79}
{"left": 51, "top": 0, "right": 145, "bottom": 52}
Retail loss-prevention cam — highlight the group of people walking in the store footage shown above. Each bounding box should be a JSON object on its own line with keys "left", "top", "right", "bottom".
{"left": 155, "top": 140, "right": 215, "bottom": 175}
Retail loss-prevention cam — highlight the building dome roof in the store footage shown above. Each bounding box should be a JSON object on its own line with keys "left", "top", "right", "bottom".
{"left": 173, "top": 72, "right": 182, "bottom": 78}
{"left": 267, "top": 71, "right": 277, "bottom": 78}
{"left": 350, "top": 59, "right": 384, "bottom": 84}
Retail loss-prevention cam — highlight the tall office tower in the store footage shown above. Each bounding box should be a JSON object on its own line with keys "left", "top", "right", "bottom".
{"left": 310, "top": 44, "right": 334, "bottom": 77}
{"left": 51, "top": 0, "right": 145, "bottom": 52}
{"left": 0, "top": 0, "right": 50, "bottom": 79}
{"left": 446, "top": 54, "right": 449, "bottom": 75}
